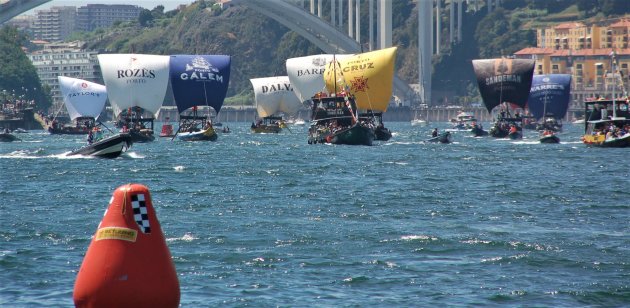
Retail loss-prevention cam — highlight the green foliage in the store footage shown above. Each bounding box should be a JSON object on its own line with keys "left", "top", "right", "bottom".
{"left": 0, "top": 26, "right": 51, "bottom": 110}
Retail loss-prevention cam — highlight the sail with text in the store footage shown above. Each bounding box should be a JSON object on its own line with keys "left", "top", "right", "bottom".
{"left": 286, "top": 54, "right": 351, "bottom": 103}
{"left": 169, "top": 55, "right": 231, "bottom": 114}
{"left": 323, "top": 47, "right": 397, "bottom": 112}
{"left": 250, "top": 76, "right": 301, "bottom": 118}
{"left": 527, "top": 74, "right": 572, "bottom": 120}
{"left": 472, "top": 58, "right": 535, "bottom": 113}
{"left": 97, "top": 54, "right": 170, "bottom": 117}
{"left": 57, "top": 76, "right": 107, "bottom": 121}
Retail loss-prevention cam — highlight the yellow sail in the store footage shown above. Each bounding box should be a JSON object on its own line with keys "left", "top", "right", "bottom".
{"left": 324, "top": 47, "right": 397, "bottom": 112}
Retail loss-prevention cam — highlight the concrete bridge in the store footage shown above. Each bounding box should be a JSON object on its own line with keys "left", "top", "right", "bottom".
{"left": 0, "top": 0, "right": 50, "bottom": 24}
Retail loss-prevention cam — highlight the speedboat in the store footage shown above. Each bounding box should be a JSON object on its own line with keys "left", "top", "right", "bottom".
{"left": 68, "top": 133, "right": 133, "bottom": 158}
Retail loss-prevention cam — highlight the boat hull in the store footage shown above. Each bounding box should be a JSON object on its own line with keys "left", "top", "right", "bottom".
{"left": 309, "top": 123, "right": 374, "bottom": 146}
{"left": 251, "top": 125, "right": 281, "bottom": 134}
{"left": 330, "top": 124, "right": 374, "bottom": 146}
{"left": 68, "top": 133, "right": 132, "bottom": 158}
{"left": 129, "top": 129, "right": 155, "bottom": 143}
{"left": 374, "top": 126, "right": 392, "bottom": 141}
{"left": 471, "top": 126, "right": 488, "bottom": 136}
{"left": 583, "top": 134, "right": 630, "bottom": 148}
{"left": 178, "top": 127, "right": 218, "bottom": 141}
{"left": 427, "top": 132, "right": 452, "bottom": 144}
{"left": 0, "top": 133, "right": 19, "bottom": 142}
{"left": 540, "top": 134, "right": 560, "bottom": 143}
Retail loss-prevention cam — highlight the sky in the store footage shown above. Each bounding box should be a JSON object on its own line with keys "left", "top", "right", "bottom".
{"left": 22, "top": 0, "right": 194, "bottom": 15}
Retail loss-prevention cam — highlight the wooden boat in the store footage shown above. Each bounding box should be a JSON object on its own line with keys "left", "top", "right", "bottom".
{"left": 528, "top": 74, "right": 571, "bottom": 132}
{"left": 169, "top": 54, "right": 231, "bottom": 141}
{"left": 49, "top": 76, "right": 108, "bottom": 135}
{"left": 98, "top": 53, "right": 170, "bottom": 143}
{"left": 68, "top": 132, "right": 132, "bottom": 159}
{"left": 249, "top": 76, "right": 300, "bottom": 134}
{"left": 472, "top": 58, "right": 535, "bottom": 140}
{"left": 298, "top": 48, "right": 396, "bottom": 145}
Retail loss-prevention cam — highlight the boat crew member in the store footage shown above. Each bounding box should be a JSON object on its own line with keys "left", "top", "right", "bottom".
{"left": 432, "top": 128, "right": 438, "bottom": 137}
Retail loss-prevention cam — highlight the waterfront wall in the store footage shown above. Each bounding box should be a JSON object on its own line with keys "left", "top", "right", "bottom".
{"left": 103, "top": 106, "right": 584, "bottom": 123}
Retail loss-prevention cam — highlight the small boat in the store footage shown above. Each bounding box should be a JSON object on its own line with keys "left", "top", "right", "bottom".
{"left": 411, "top": 106, "right": 429, "bottom": 127}
{"left": 582, "top": 99, "right": 630, "bottom": 148}
{"left": 539, "top": 131, "right": 560, "bottom": 143}
{"left": 170, "top": 54, "right": 231, "bottom": 141}
{"left": 13, "top": 128, "right": 28, "bottom": 133}
{"left": 449, "top": 111, "right": 477, "bottom": 130}
{"left": 471, "top": 124, "right": 488, "bottom": 136}
{"left": 0, "top": 130, "right": 19, "bottom": 142}
{"left": 68, "top": 132, "right": 132, "bottom": 159}
{"left": 250, "top": 76, "right": 301, "bottom": 134}
{"left": 473, "top": 58, "right": 535, "bottom": 140}
{"left": 98, "top": 53, "right": 171, "bottom": 143}
{"left": 159, "top": 117, "right": 175, "bottom": 138}
{"left": 528, "top": 74, "right": 571, "bottom": 132}
{"left": 426, "top": 131, "right": 452, "bottom": 144}
{"left": 581, "top": 52, "right": 630, "bottom": 147}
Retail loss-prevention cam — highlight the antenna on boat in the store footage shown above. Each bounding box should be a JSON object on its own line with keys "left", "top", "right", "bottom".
{"left": 611, "top": 50, "right": 617, "bottom": 118}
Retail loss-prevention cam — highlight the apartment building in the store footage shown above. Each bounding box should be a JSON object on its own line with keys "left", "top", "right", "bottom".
{"left": 26, "top": 41, "right": 101, "bottom": 111}
{"left": 515, "top": 19, "right": 630, "bottom": 104}
{"left": 76, "top": 4, "right": 141, "bottom": 32}
{"left": 31, "top": 6, "right": 76, "bottom": 42}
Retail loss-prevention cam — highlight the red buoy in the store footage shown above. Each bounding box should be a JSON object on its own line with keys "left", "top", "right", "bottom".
{"left": 73, "top": 184, "right": 180, "bottom": 308}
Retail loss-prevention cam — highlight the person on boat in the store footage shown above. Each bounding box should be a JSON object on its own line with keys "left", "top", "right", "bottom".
{"left": 432, "top": 128, "right": 438, "bottom": 137}
{"left": 251, "top": 122, "right": 256, "bottom": 129}
{"left": 543, "top": 129, "right": 553, "bottom": 136}
{"left": 204, "top": 120, "right": 213, "bottom": 130}
{"left": 87, "top": 130, "right": 94, "bottom": 144}
{"left": 509, "top": 124, "right": 518, "bottom": 135}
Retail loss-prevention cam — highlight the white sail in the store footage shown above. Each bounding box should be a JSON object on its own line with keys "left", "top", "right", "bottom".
{"left": 250, "top": 76, "right": 301, "bottom": 117}
{"left": 97, "top": 54, "right": 170, "bottom": 117}
{"left": 57, "top": 76, "right": 108, "bottom": 121}
{"left": 286, "top": 54, "right": 351, "bottom": 102}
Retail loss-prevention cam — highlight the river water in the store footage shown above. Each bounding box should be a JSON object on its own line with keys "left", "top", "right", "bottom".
{"left": 0, "top": 122, "right": 628, "bottom": 307}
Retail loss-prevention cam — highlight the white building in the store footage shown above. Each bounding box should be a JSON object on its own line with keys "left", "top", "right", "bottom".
{"left": 27, "top": 41, "right": 101, "bottom": 111}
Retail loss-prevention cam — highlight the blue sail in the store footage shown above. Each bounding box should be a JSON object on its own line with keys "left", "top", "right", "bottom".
{"left": 528, "top": 74, "right": 572, "bottom": 120}
{"left": 170, "top": 55, "right": 231, "bottom": 114}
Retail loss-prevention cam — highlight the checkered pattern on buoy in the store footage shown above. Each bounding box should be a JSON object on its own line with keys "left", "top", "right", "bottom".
{"left": 131, "top": 194, "right": 151, "bottom": 233}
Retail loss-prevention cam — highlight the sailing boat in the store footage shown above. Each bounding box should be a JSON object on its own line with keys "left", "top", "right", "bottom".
{"left": 250, "top": 76, "right": 301, "bottom": 133}
{"left": 528, "top": 74, "right": 571, "bottom": 143}
{"left": 472, "top": 58, "right": 535, "bottom": 139}
{"left": 582, "top": 52, "right": 630, "bottom": 147}
{"left": 410, "top": 108, "right": 428, "bottom": 126}
{"left": 328, "top": 48, "right": 397, "bottom": 142}
{"left": 528, "top": 74, "right": 571, "bottom": 132}
{"left": 58, "top": 76, "right": 132, "bottom": 158}
{"left": 97, "top": 53, "right": 170, "bottom": 143}
{"left": 170, "top": 55, "right": 231, "bottom": 141}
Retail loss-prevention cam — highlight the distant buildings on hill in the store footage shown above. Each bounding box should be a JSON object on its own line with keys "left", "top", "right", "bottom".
{"left": 515, "top": 19, "right": 630, "bottom": 104}
{"left": 8, "top": 4, "right": 142, "bottom": 42}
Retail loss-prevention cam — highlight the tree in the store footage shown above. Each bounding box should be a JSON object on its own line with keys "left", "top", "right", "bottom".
{"left": 0, "top": 26, "right": 51, "bottom": 110}
{"left": 138, "top": 9, "right": 153, "bottom": 27}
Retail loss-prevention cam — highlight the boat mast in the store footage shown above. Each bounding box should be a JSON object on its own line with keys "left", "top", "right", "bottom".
{"left": 611, "top": 51, "right": 617, "bottom": 118}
